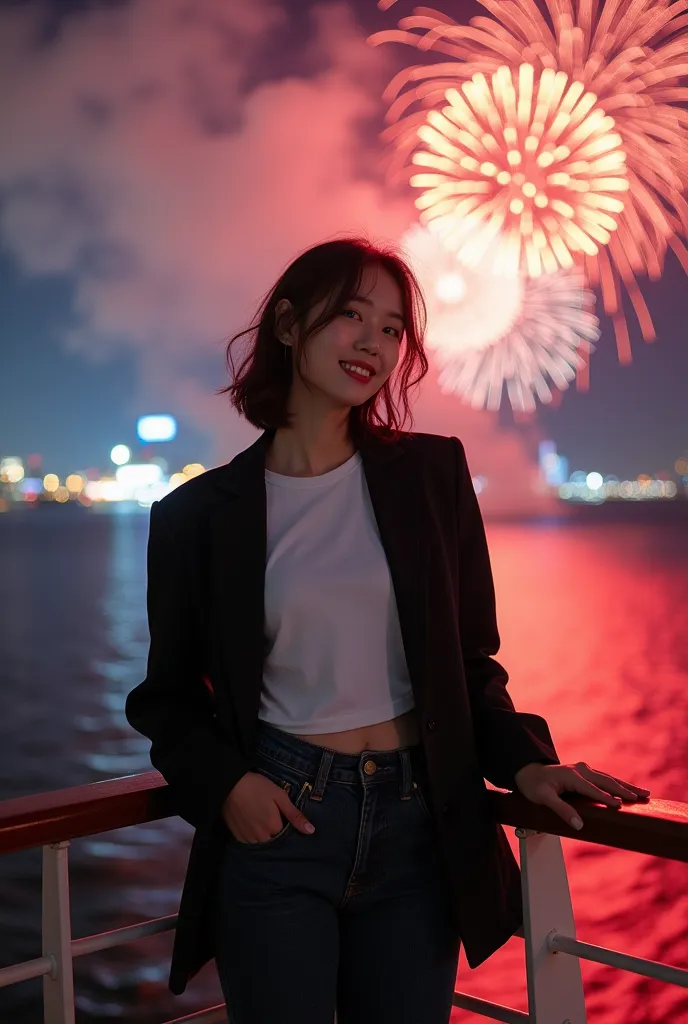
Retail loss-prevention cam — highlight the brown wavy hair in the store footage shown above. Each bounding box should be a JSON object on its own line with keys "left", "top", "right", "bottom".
{"left": 219, "top": 236, "right": 428, "bottom": 442}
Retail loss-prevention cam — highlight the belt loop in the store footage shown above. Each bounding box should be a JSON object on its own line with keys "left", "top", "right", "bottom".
{"left": 399, "top": 748, "right": 413, "bottom": 801}
{"left": 311, "top": 748, "right": 333, "bottom": 802}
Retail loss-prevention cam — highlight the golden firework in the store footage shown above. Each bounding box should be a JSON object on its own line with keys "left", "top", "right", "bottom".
{"left": 370, "top": 0, "right": 688, "bottom": 359}
{"left": 410, "top": 64, "right": 629, "bottom": 279}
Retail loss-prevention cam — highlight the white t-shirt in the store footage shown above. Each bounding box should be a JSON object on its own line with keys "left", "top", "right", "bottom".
{"left": 259, "top": 451, "right": 414, "bottom": 734}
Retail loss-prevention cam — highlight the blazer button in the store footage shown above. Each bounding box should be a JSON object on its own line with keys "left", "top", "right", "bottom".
{"left": 426, "top": 718, "right": 437, "bottom": 732}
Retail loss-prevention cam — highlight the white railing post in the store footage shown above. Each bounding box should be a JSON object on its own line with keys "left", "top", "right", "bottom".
{"left": 42, "top": 841, "right": 75, "bottom": 1024}
{"left": 516, "top": 828, "right": 587, "bottom": 1024}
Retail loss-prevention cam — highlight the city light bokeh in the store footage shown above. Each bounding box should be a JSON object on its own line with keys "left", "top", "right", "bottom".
{"left": 0, "top": 435, "right": 684, "bottom": 515}
{"left": 110, "top": 445, "right": 131, "bottom": 467}
{"left": 136, "top": 415, "right": 177, "bottom": 443}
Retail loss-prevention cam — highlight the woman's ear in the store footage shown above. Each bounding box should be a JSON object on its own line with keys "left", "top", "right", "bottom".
{"left": 274, "top": 298, "right": 295, "bottom": 345}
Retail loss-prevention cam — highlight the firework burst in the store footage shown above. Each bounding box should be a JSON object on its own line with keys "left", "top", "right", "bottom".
{"left": 402, "top": 223, "right": 600, "bottom": 411}
{"left": 407, "top": 66, "right": 629, "bottom": 278}
{"left": 370, "top": 0, "right": 688, "bottom": 359}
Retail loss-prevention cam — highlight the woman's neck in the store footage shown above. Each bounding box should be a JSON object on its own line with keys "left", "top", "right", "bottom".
{"left": 265, "top": 424, "right": 356, "bottom": 478}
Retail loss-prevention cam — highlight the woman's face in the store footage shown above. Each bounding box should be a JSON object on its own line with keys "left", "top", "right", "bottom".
{"left": 278, "top": 265, "right": 405, "bottom": 413}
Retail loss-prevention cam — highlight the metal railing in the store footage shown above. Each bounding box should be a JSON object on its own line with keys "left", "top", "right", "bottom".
{"left": 0, "top": 772, "right": 687, "bottom": 1023}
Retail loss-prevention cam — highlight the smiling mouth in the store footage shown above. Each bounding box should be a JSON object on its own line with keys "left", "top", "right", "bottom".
{"left": 340, "top": 361, "right": 374, "bottom": 382}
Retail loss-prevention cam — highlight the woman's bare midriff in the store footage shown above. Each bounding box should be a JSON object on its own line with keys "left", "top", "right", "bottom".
{"left": 295, "top": 708, "right": 419, "bottom": 753}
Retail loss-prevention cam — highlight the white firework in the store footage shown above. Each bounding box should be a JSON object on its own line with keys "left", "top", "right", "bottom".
{"left": 402, "top": 224, "right": 601, "bottom": 411}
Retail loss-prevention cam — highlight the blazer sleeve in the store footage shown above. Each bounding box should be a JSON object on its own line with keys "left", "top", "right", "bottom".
{"left": 452, "top": 436, "right": 560, "bottom": 790}
{"left": 125, "top": 500, "right": 250, "bottom": 828}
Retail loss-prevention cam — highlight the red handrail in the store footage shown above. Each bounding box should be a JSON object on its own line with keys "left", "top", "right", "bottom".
{"left": 0, "top": 773, "right": 175, "bottom": 853}
{"left": 0, "top": 773, "right": 686, "bottom": 861}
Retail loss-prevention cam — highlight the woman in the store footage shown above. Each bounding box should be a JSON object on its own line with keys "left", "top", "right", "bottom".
{"left": 125, "top": 237, "right": 650, "bottom": 1024}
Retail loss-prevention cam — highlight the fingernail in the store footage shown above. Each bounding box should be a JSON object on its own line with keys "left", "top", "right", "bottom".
{"left": 571, "top": 816, "right": 584, "bottom": 830}
{"left": 304, "top": 823, "right": 315, "bottom": 834}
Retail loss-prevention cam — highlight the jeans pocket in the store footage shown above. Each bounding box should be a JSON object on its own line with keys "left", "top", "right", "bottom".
{"left": 411, "top": 779, "right": 433, "bottom": 820}
{"left": 236, "top": 764, "right": 313, "bottom": 848}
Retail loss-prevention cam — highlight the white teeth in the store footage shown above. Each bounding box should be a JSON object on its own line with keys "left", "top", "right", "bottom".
{"left": 342, "top": 362, "right": 372, "bottom": 377}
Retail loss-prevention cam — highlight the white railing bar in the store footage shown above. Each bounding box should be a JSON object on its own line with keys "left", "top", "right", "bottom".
{"left": 452, "top": 990, "right": 530, "bottom": 1022}
{"left": 0, "top": 954, "right": 53, "bottom": 988}
{"left": 72, "top": 914, "right": 178, "bottom": 957}
{"left": 0, "top": 916, "right": 177, "bottom": 989}
{"left": 42, "top": 841, "right": 75, "bottom": 1024}
{"left": 3, "top": 913, "right": 686, "bottom": 1008}
{"left": 549, "top": 932, "right": 688, "bottom": 988}
{"left": 163, "top": 1004, "right": 227, "bottom": 1023}
{"left": 517, "top": 829, "right": 586, "bottom": 1023}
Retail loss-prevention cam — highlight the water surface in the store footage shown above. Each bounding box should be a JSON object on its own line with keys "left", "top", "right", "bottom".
{"left": 0, "top": 510, "right": 686, "bottom": 1023}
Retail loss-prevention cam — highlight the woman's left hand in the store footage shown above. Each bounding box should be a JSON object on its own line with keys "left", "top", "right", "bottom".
{"left": 513, "top": 761, "right": 651, "bottom": 831}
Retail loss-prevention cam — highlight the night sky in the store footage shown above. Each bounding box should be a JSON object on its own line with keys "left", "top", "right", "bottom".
{"left": 1, "top": 0, "right": 686, "bottom": 482}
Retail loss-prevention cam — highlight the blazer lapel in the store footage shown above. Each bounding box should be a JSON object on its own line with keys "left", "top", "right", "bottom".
{"left": 206, "top": 429, "right": 430, "bottom": 732}
{"left": 207, "top": 432, "right": 271, "bottom": 737}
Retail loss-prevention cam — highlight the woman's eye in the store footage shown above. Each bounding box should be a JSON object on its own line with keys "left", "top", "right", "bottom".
{"left": 340, "top": 309, "right": 400, "bottom": 338}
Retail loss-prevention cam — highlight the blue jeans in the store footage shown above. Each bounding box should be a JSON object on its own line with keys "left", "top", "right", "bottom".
{"left": 215, "top": 720, "right": 461, "bottom": 1023}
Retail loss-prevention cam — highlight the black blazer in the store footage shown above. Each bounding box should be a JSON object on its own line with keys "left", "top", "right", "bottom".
{"left": 125, "top": 428, "right": 559, "bottom": 994}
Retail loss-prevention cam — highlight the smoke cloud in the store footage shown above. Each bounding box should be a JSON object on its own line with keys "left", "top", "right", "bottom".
{"left": 0, "top": 0, "right": 551, "bottom": 510}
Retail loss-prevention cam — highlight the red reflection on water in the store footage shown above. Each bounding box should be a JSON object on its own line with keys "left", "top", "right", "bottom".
{"left": 451, "top": 523, "right": 688, "bottom": 1024}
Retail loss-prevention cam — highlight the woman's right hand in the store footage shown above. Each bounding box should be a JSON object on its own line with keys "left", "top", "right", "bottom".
{"left": 221, "top": 771, "right": 315, "bottom": 843}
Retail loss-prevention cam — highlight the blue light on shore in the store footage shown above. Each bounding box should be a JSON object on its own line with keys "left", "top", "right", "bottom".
{"left": 136, "top": 415, "right": 177, "bottom": 443}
